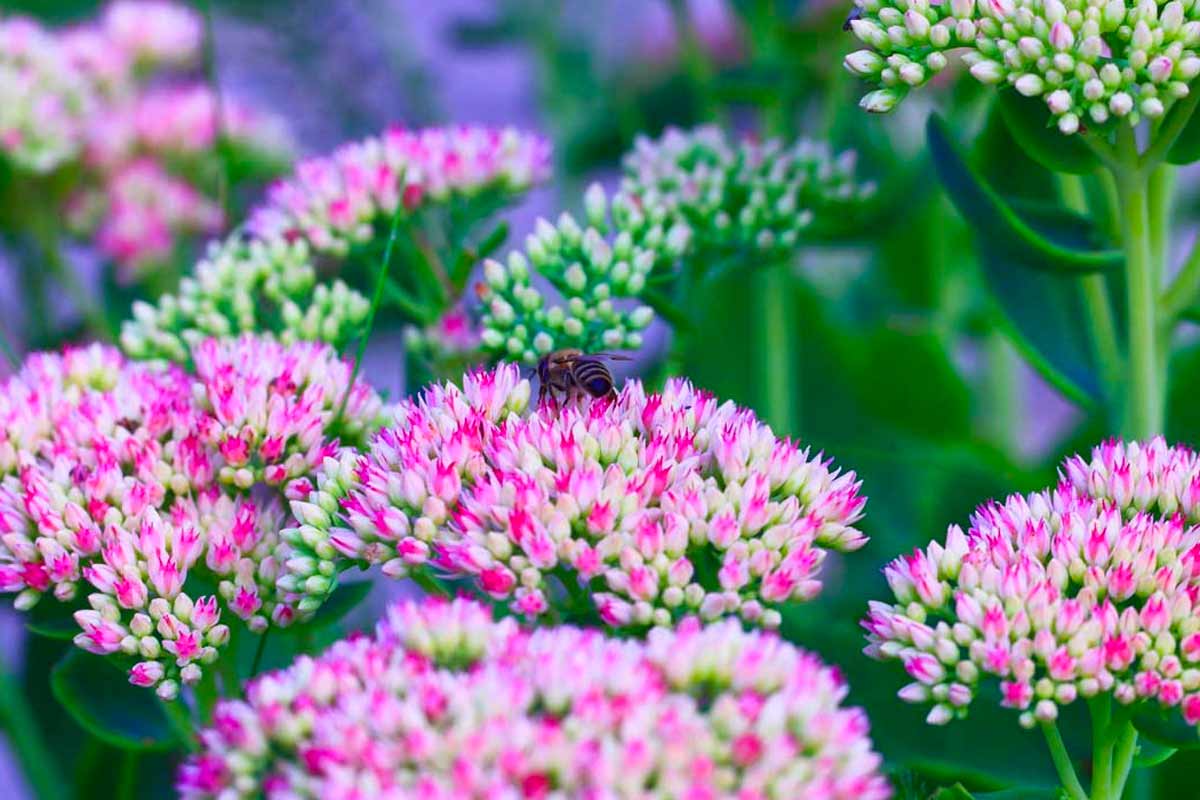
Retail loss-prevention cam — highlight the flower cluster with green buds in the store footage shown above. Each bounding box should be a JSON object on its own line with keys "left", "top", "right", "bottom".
{"left": 121, "top": 236, "right": 370, "bottom": 364}
{"left": 622, "top": 125, "right": 876, "bottom": 260}
{"left": 477, "top": 183, "right": 684, "bottom": 363}
{"left": 846, "top": 0, "right": 1200, "bottom": 134}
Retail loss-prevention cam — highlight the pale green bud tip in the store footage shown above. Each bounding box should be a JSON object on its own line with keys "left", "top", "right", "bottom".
{"left": 844, "top": 49, "right": 884, "bottom": 76}
{"left": 859, "top": 89, "right": 902, "bottom": 113}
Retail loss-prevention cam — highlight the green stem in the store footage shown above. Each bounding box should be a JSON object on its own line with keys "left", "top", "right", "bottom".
{"left": 333, "top": 200, "right": 407, "bottom": 426}
{"left": 754, "top": 263, "right": 797, "bottom": 434}
{"left": 410, "top": 570, "right": 451, "bottom": 598}
{"left": 1114, "top": 135, "right": 1163, "bottom": 438}
{"left": 116, "top": 751, "right": 138, "bottom": 800}
{"left": 1109, "top": 720, "right": 1138, "bottom": 800}
{"left": 1089, "top": 695, "right": 1114, "bottom": 800}
{"left": 668, "top": 0, "right": 720, "bottom": 123}
{"left": 0, "top": 669, "right": 63, "bottom": 800}
{"left": 1139, "top": 84, "right": 1200, "bottom": 170}
{"left": 158, "top": 697, "right": 199, "bottom": 752}
{"left": 982, "top": 332, "right": 1021, "bottom": 459}
{"left": 199, "top": 0, "right": 228, "bottom": 217}
{"left": 1040, "top": 720, "right": 1089, "bottom": 800}
{"left": 1148, "top": 166, "right": 1174, "bottom": 287}
{"left": 249, "top": 628, "right": 270, "bottom": 678}
{"left": 1058, "top": 174, "right": 1123, "bottom": 406}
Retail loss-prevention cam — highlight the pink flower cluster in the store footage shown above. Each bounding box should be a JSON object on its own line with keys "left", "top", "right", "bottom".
{"left": 0, "top": 2, "right": 292, "bottom": 278}
{"left": 179, "top": 597, "right": 890, "bottom": 799}
{"left": 283, "top": 364, "right": 867, "bottom": 631}
{"left": 246, "top": 124, "right": 552, "bottom": 254}
{"left": 0, "top": 336, "right": 385, "bottom": 698}
{"left": 864, "top": 438, "right": 1200, "bottom": 731}
{"left": 73, "top": 159, "right": 223, "bottom": 281}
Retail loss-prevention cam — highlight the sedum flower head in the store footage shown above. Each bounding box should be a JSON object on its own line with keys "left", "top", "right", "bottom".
{"left": 0, "top": 337, "right": 386, "bottom": 697}
{"left": 622, "top": 125, "right": 876, "bottom": 260}
{"left": 477, "top": 183, "right": 680, "bottom": 362}
{"left": 121, "top": 236, "right": 371, "bottom": 364}
{"left": 73, "top": 158, "right": 224, "bottom": 281}
{"left": 846, "top": 0, "right": 1200, "bottom": 134}
{"left": 246, "top": 124, "right": 552, "bottom": 253}
{"left": 282, "top": 364, "right": 868, "bottom": 630}
{"left": 865, "top": 437, "right": 1200, "bottom": 730}
{"left": 179, "top": 597, "right": 890, "bottom": 800}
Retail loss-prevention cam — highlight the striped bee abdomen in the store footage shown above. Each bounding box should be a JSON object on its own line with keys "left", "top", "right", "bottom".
{"left": 573, "top": 359, "right": 616, "bottom": 397}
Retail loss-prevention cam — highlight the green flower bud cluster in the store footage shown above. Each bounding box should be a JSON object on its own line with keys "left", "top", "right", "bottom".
{"left": 120, "top": 235, "right": 370, "bottom": 363}
{"left": 477, "top": 184, "right": 682, "bottom": 363}
{"left": 621, "top": 126, "right": 876, "bottom": 263}
{"left": 846, "top": 0, "right": 1200, "bottom": 134}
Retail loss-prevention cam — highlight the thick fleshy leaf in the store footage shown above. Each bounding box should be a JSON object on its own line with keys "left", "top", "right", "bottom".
{"left": 931, "top": 785, "right": 1060, "bottom": 799}
{"left": 929, "top": 114, "right": 1105, "bottom": 403}
{"left": 1165, "top": 96, "right": 1200, "bottom": 165}
{"left": 23, "top": 597, "right": 86, "bottom": 641}
{"left": 996, "top": 92, "right": 1100, "bottom": 175}
{"left": 50, "top": 651, "right": 176, "bottom": 752}
{"left": 299, "top": 580, "right": 374, "bottom": 631}
{"left": 980, "top": 252, "right": 1104, "bottom": 404}
{"left": 1133, "top": 705, "right": 1200, "bottom": 751}
{"left": 927, "top": 114, "right": 1120, "bottom": 274}
{"left": 1134, "top": 738, "right": 1179, "bottom": 768}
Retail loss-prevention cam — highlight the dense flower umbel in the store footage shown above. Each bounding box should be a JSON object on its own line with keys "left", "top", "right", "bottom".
{"left": 0, "top": 338, "right": 386, "bottom": 697}
{"left": 179, "top": 598, "right": 891, "bottom": 800}
{"left": 845, "top": 0, "right": 1200, "bottom": 134}
{"left": 478, "top": 183, "right": 683, "bottom": 362}
{"left": 622, "top": 125, "right": 877, "bottom": 261}
{"left": 864, "top": 437, "right": 1200, "bottom": 731}
{"left": 283, "top": 364, "right": 867, "bottom": 629}
{"left": 121, "top": 237, "right": 370, "bottom": 364}
{"left": 246, "top": 125, "right": 551, "bottom": 252}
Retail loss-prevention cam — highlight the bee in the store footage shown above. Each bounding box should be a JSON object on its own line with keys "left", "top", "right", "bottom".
{"left": 535, "top": 349, "right": 632, "bottom": 407}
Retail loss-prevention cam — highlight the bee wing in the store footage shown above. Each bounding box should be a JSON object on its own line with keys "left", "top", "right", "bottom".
{"left": 591, "top": 353, "right": 634, "bottom": 362}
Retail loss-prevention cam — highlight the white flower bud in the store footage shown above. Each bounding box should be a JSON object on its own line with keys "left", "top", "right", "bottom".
{"left": 1015, "top": 73, "right": 1044, "bottom": 96}
{"left": 844, "top": 49, "right": 885, "bottom": 76}
{"left": 969, "top": 60, "right": 1005, "bottom": 83}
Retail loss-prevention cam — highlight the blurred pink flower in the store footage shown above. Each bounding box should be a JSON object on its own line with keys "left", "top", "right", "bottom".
{"left": 179, "top": 597, "right": 891, "bottom": 799}
{"left": 247, "top": 124, "right": 551, "bottom": 253}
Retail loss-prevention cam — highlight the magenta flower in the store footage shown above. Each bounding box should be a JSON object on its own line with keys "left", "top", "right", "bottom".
{"left": 283, "top": 364, "right": 868, "bottom": 629}
{"left": 0, "top": 337, "right": 385, "bottom": 697}
{"left": 865, "top": 437, "right": 1200, "bottom": 731}
{"left": 179, "top": 597, "right": 891, "bottom": 799}
{"left": 246, "top": 124, "right": 551, "bottom": 252}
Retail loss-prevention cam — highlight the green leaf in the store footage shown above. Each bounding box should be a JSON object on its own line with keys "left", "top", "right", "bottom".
{"left": 1134, "top": 738, "right": 1178, "bottom": 768}
{"left": 23, "top": 597, "right": 85, "bottom": 640}
{"left": 639, "top": 287, "right": 694, "bottom": 332}
{"left": 298, "top": 580, "right": 374, "bottom": 631}
{"left": 996, "top": 92, "right": 1100, "bottom": 175}
{"left": 854, "top": 325, "right": 971, "bottom": 441}
{"left": 1133, "top": 704, "right": 1200, "bottom": 751}
{"left": 1165, "top": 95, "right": 1200, "bottom": 165}
{"left": 50, "top": 651, "right": 176, "bottom": 752}
{"left": 927, "top": 114, "right": 1120, "bottom": 275}
{"left": 930, "top": 784, "right": 975, "bottom": 800}
{"left": 982, "top": 254, "right": 1104, "bottom": 404}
